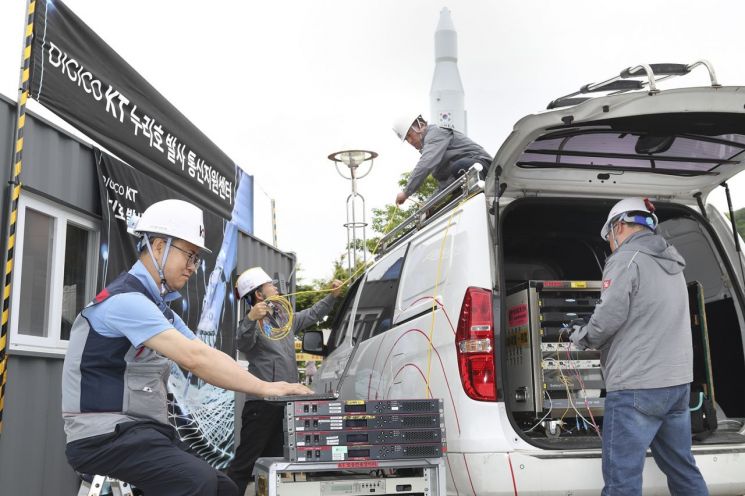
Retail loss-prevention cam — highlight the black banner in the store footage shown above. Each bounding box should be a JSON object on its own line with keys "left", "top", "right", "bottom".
{"left": 29, "top": 0, "right": 236, "bottom": 218}
{"left": 95, "top": 150, "right": 236, "bottom": 352}
{"left": 96, "top": 149, "right": 238, "bottom": 467}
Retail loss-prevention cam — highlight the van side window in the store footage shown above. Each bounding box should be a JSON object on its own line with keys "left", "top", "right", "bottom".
{"left": 326, "top": 277, "right": 362, "bottom": 354}
{"left": 352, "top": 245, "right": 408, "bottom": 343}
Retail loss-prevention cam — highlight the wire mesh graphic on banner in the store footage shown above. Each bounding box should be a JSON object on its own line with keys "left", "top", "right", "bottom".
{"left": 165, "top": 171, "right": 252, "bottom": 468}
{"left": 168, "top": 366, "right": 235, "bottom": 469}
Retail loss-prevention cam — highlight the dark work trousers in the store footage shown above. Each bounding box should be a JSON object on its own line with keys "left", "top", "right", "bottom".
{"left": 226, "top": 401, "right": 285, "bottom": 495}
{"left": 66, "top": 421, "right": 238, "bottom": 496}
{"left": 445, "top": 156, "right": 490, "bottom": 181}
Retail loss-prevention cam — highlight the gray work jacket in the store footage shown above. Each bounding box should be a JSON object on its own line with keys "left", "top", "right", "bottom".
{"left": 404, "top": 125, "right": 492, "bottom": 196}
{"left": 236, "top": 295, "right": 337, "bottom": 400}
{"left": 571, "top": 231, "right": 693, "bottom": 391}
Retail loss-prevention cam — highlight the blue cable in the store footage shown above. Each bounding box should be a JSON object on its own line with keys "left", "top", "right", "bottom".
{"left": 689, "top": 392, "right": 704, "bottom": 412}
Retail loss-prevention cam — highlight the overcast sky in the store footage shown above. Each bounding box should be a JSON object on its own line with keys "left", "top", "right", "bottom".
{"left": 2, "top": 0, "right": 744, "bottom": 282}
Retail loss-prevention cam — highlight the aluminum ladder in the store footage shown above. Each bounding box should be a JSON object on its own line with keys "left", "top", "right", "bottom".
{"left": 77, "top": 474, "right": 134, "bottom": 496}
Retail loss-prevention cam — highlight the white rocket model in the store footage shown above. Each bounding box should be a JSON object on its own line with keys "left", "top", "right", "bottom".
{"left": 430, "top": 7, "right": 466, "bottom": 135}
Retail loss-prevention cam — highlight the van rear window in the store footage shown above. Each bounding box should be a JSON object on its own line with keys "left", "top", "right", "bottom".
{"left": 518, "top": 115, "right": 745, "bottom": 175}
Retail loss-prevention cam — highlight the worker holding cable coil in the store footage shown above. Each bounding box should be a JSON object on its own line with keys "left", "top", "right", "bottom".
{"left": 226, "top": 267, "right": 342, "bottom": 494}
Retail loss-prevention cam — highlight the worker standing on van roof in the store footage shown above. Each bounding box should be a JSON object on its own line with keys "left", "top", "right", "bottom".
{"left": 568, "top": 197, "right": 708, "bottom": 495}
{"left": 61, "top": 200, "right": 312, "bottom": 496}
{"left": 226, "top": 268, "right": 342, "bottom": 495}
{"left": 392, "top": 113, "right": 492, "bottom": 206}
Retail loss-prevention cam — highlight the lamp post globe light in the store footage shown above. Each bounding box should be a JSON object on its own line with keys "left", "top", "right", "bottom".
{"left": 327, "top": 150, "right": 378, "bottom": 276}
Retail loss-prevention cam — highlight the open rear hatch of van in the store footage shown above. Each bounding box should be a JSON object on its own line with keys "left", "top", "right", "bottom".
{"left": 487, "top": 86, "right": 745, "bottom": 450}
{"left": 487, "top": 87, "right": 745, "bottom": 201}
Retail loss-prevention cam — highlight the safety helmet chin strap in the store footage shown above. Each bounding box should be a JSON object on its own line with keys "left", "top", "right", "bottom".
{"left": 410, "top": 118, "right": 427, "bottom": 155}
{"left": 412, "top": 115, "right": 425, "bottom": 130}
{"left": 142, "top": 233, "right": 174, "bottom": 296}
{"left": 609, "top": 222, "right": 620, "bottom": 251}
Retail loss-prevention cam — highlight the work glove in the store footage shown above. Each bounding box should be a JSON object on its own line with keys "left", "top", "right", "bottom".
{"left": 560, "top": 318, "right": 586, "bottom": 342}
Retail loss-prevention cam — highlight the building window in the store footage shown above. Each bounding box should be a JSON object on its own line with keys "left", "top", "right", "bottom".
{"left": 62, "top": 224, "right": 92, "bottom": 341}
{"left": 17, "top": 208, "right": 54, "bottom": 337}
{"left": 10, "top": 193, "right": 99, "bottom": 354}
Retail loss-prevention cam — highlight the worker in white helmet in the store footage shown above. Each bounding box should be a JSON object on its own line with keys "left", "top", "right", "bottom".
{"left": 567, "top": 198, "right": 707, "bottom": 495}
{"left": 62, "top": 199, "right": 312, "bottom": 496}
{"left": 392, "top": 113, "right": 492, "bottom": 206}
{"left": 227, "top": 267, "right": 342, "bottom": 495}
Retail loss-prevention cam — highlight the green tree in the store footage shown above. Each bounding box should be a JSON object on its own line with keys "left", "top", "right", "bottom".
{"left": 296, "top": 172, "right": 438, "bottom": 328}
{"left": 292, "top": 281, "right": 326, "bottom": 333}
{"left": 367, "top": 173, "right": 439, "bottom": 254}
{"left": 292, "top": 256, "right": 361, "bottom": 334}
{"left": 724, "top": 207, "right": 745, "bottom": 241}
{"left": 735, "top": 207, "right": 745, "bottom": 240}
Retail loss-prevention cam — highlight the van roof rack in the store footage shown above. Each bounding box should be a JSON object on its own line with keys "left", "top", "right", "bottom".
{"left": 547, "top": 60, "right": 720, "bottom": 110}
{"left": 377, "top": 164, "right": 485, "bottom": 255}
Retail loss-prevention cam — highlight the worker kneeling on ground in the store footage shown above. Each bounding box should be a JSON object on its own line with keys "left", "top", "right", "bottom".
{"left": 61, "top": 199, "right": 312, "bottom": 496}
{"left": 392, "top": 112, "right": 492, "bottom": 206}
{"left": 567, "top": 197, "right": 708, "bottom": 495}
{"left": 226, "top": 267, "right": 342, "bottom": 495}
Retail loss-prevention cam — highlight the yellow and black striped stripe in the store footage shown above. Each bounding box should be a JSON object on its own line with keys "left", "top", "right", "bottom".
{"left": 0, "top": 0, "right": 36, "bottom": 433}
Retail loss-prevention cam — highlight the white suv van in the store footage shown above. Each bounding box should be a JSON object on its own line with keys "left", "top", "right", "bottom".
{"left": 303, "top": 62, "right": 745, "bottom": 495}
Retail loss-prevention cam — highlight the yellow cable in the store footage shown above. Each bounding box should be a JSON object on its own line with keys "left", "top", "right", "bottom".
{"left": 259, "top": 182, "right": 480, "bottom": 401}
{"left": 556, "top": 334, "right": 601, "bottom": 437}
{"left": 556, "top": 336, "right": 576, "bottom": 426}
{"left": 425, "top": 191, "right": 482, "bottom": 397}
{"left": 260, "top": 295, "right": 294, "bottom": 341}
{"left": 425, "top": 207, "right": 459, "bottom": 397}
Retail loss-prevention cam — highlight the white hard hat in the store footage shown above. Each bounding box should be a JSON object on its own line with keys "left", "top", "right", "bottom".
{"left": 132, "top": 199, "right": 211, "bottom": 253}
{"left": 235, "top": 267, "right": 273, "bottom": 299}
{"left": 600, "top": 197, "right": 658, "bottom": 240}
{"left": 392, "top": 113, "right": 423, "bottom": 141}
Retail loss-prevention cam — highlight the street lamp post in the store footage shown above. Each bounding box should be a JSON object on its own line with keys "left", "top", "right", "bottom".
{"left": 328, "top": 150, "right": 378, "bottom": 276}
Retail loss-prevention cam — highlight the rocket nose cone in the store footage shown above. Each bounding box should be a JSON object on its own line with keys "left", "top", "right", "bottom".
{"left": 436, "top": 7, "right": 455, "bottom": 31}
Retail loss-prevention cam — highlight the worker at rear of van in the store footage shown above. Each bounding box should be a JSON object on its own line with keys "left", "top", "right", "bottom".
{"left": 567, "top": 197, "right": 708, "bottom": 496}
{"left": 392, "top": 113, "right": 492, "bottom": 206}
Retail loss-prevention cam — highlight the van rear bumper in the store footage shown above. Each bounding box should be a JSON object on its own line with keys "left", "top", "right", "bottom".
{"left": 447, "top": 447, "right": 745, "bottom": 496}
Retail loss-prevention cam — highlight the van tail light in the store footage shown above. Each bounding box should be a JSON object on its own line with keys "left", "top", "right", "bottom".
{"left": 456, "top": 287, "right": 497, "bottom": 401}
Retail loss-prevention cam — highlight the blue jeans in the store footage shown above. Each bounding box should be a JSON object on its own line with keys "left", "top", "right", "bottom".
{"left": 602, "top": 384, "right": 708, "bottom": 495}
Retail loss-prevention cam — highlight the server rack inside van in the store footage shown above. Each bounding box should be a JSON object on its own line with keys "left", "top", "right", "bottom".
{"left": 505, "top": 280, "right": 605, "bottom": 438}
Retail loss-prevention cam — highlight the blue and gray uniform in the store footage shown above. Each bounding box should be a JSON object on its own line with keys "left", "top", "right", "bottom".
{"left": 62, "top": 261, "right": 238, "bottom": 495}
{"left": 404, "top": 124, "right": 492, "bottom": 197}
{"left": 62, "top": 260, "right": 195, "bottom": 443}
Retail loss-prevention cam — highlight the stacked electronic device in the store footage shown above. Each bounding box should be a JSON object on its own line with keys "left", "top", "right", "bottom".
{"left": 284, "top": 398, "right": 446, "bottom": 462}
{"left": 505, "top": 280, "right": 606, "bottom": 434}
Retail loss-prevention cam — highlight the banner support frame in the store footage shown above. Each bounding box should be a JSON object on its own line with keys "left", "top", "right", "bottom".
{"left": 0, "top": 0, "right": 37, "bottom": 433}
